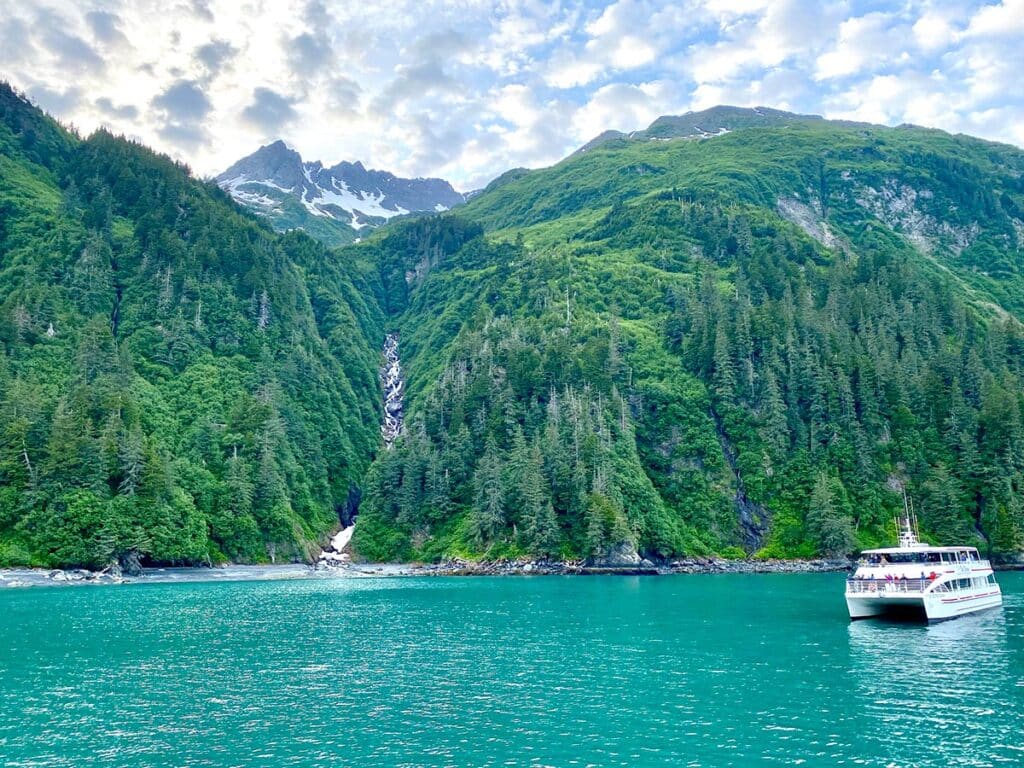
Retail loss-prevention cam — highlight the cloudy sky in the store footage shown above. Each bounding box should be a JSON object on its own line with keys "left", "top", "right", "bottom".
{"left": 2, "top": 0, "right": 1023, "bottom": 190}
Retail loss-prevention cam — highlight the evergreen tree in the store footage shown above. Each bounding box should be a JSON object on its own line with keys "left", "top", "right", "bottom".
{"left": 521, "top": 443, "right": 560, "bottom": 555}
{"left": 806, "top": 473, "right": 856, "bottom": 557}
{"left": 920, "top": 464, "right": 971, "bottom": 544}
{"left": 470, "top": 438, "right": 505, "bottom": 546}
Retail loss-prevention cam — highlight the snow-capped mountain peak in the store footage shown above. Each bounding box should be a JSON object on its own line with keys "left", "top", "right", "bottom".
{"left": 216, "top": 142, "right": 466, "bottom": 246}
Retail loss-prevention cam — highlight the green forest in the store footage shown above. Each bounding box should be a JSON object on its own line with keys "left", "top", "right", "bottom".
{"left": 3, "top": 84, "right": 1024, "bottom": 568}
{"left": 0, "top": 85, "right": 384, "bottom": 568}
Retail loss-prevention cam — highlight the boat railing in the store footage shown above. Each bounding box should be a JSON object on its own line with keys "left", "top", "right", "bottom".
{"left": 846, "top": 578, "right": 932, "bottom": 594}
{"left": 858, "top": 558, "right": 992, "bottom": 569}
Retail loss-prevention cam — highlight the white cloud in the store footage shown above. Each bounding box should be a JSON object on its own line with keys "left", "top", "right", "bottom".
{"left": 544, "top": 0, "right": 693, "bottom": 88}
{"left": 912, "top": 12, "right": 959, "bottom": 51}
{"left": 964, "top": 0, "right": 1024, "bottom": 38}
{"left": 0, "top": 0, "right": 1020, "bottom": 192}
{"left": 815, "top": 12, "right": 906, "bottom": 80}
{"left": 572, "top": 81, "right": 680, "bottom": 140}
{"left": 688, "top": 0, "right": 839, "bottom": 85}
{"left": 698, "top": 0, "right": 773, "bottom": 20}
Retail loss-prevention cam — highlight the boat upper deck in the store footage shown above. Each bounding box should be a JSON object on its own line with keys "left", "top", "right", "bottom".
{"left": 860, "top": 547, "right": 983, "bottom": 565}
{"left": 858, "top": 512, "right": 988, "bottom": 567}
{"left": 862, "top": 546, "right": 979, "bottom": 555}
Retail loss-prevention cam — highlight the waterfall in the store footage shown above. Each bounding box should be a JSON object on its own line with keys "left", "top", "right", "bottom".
{"left": 318, "top": 334, "right": 404, "bottom": 568}
{"left": 381, "top": 332, "right": 404, "bottom": 449}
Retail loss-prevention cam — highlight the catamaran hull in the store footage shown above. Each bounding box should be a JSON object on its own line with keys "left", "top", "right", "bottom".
{"left": 847, "top": 590, "right": 1002, "bottom": 622}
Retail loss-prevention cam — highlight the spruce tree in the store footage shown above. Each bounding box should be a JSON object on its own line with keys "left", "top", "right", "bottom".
{"left": 806, "top": 473, "right": 856, "bottom": 557}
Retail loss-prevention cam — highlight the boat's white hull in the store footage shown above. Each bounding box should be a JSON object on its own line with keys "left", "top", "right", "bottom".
{"left": 847, "top": 589, "right": 1002, "bottom": 622}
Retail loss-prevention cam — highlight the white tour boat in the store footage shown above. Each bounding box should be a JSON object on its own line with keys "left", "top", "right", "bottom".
{"left": 845, "top": 512, "right": 1002, "bottom": 622}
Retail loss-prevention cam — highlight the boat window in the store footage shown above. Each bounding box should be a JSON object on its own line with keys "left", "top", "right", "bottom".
{"left": 988, "top": 574, "right": 996, "bottom": 585}
{"left": 883, "top": 552, "right": 934, "bottom": 564}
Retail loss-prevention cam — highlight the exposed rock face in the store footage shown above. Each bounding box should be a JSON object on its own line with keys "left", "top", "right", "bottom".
{"left": 381, "top": 333, "right": 403, "bottom": 449}
{"left": 713, "top": 410, "right": 768, "bottom": 550}
{"left": 216, "top": 141, "right": 466, "bottom": 243}
{"left": 777, "top": 196, "right": 838, "bottom": 248}
{"left": 852, "top": 177, "right": 978, "bottom": 255}
{"left": 118, "top": 550, "right": 143, "bottom": 577}
{"left": 993, "top": 551, "right": 1024, "bottom": 568}
{"left": 586, "top": 540, "right": 642, "bottom": 568}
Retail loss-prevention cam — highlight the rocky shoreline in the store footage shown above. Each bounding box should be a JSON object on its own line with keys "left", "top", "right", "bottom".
{"left": 0, "top": 564, "right": 316, "bottom": 588}
{"left": 377, "top": 556, "right": 856, "bottom": 577}
{"left": 6, "top": 555, "right": 1022, "bottom": 588}
{"left": 0, "top": 567, "right": 128, "bottom": 588}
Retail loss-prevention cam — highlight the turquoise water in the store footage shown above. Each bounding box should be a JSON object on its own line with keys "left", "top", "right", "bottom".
{"left": 1, "top": 573, "right": 1022, "bottom": 768}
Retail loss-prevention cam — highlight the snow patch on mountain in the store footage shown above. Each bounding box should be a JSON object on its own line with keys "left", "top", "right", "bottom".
{"left": 216, "top": 141, "right": 467, "bottom": 239}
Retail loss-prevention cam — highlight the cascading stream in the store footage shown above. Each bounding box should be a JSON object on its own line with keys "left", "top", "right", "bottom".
{"left": 381, "top": 333, "right": 404, "bottom": 449}
{"left": 319, "top": 333, "right": 404, "bottom": 567}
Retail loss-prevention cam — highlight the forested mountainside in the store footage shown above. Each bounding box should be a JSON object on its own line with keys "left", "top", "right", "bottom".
{"left": 350, "top": 112, "right": 1024, "bottom": 563}
{"left": 4, "top": 85, "right": 1024, "bottom": 570}
{"left": 0, "top": 85, "right": 385, "bottom": 568}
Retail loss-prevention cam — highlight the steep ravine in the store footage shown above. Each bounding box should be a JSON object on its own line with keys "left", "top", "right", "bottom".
{"left": 319, "top": 333, "right": 404, "bottom": 565}
{"left": 381, "top": 333, "right": 404, "bottom": 449}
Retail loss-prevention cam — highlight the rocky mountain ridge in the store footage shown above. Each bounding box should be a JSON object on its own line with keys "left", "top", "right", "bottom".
{"left": 575, "top": 105, "right": 829, "bottom": 154}
{"left": 216, "top": 140, "right": 467, "bottom": 246}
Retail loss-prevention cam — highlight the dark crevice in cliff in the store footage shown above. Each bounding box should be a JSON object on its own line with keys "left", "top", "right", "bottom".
{"left": 710, "top": 407, "right": 769, "bottom": 550}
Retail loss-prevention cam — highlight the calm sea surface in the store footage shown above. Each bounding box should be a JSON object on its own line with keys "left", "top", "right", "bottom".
{"left": 1, "top": 572, "right": 1022, "bottom": 767}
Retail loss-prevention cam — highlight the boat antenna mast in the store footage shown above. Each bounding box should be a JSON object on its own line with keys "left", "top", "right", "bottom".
{"left": 897, "top": 489, "right": 922, "bottom": 547}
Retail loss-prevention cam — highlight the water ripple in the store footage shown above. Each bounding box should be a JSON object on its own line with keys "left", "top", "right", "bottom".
{"left": 0, "top": 573, "right": 1021, "bottom": 767}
